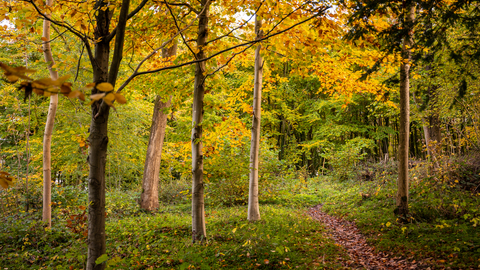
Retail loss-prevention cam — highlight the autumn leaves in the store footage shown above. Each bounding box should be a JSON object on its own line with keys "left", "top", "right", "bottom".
{"left": 0, "top": 61, "right": 127, "bottom": 108}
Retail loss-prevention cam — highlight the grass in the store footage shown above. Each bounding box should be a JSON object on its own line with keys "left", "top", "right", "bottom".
{"left": 2, "top": 159, "right": 480, "bottom": 269}
{"left": 0, "top": 187, "right": 345, "bottom": 269}
{"left": 311, "top": 163, "right": 480, "bottom": 269}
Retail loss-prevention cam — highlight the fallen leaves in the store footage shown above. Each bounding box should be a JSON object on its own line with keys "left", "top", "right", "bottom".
{"left": 308, "top": 204, "right": 427, "bottom": 269}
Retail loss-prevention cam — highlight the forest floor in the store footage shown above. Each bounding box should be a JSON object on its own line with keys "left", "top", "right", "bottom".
{"left": 309, "top": 204, "right": 427, "bottom": 269}
{"left": 1, "top": 165, "right": 480, "bottom": 269}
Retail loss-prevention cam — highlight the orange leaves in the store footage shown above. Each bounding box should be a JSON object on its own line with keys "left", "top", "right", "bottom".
{"left": 0, "top": 62, "right": 128, "bottom": 107}
{"left": 0, "top": 171, "right": 15, "bottom": 189}
{"left": 0, "top": 61, "right": 36, "bottom": 82}
{"left": 0, "top": 61, "right": 87, "bottom": 101}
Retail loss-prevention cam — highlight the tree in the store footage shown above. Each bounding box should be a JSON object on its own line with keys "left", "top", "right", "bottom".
{"left": 396, "top": 2, "right": 415, "bottom": 217}
{"left": 140, "top": 42, "right": 177, "bottom": 211}
{"left": 41, "top": 0, "right": 59, "bottom": 229}
{"left": 191, "top": 0, "right": 210, "bottom": 243}
{"left": 5, "top": 0, "right": 329, "bottom": 264}
{"left": 248, "top": 15, "right": 263, "bottom": 221}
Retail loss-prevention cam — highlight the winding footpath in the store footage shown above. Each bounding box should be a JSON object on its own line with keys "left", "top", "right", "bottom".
{"left": 308, "top": 204, "right": 430, "bottom": 270}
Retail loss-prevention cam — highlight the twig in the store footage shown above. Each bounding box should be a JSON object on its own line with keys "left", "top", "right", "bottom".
{"left": 74, "top": 44, "right": 85, "bottom": 82}
{"left": 165, "top": 0, "right": 197, "bottom": 59}
{"left": 206, "top": 0, "right": 265, "bottom": 45}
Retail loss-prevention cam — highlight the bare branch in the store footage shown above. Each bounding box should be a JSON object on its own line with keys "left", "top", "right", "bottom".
{"left": 156, "top": 0, "right": 199, "bottom": 14}
{"left": 74, "top": 44, "right": 85, "bottom": 82}
{"left": 202, "top": 43, "right": 256, "bottom": 85}
{"left": 30, "top": 29, "right": 67, "bottom": 45}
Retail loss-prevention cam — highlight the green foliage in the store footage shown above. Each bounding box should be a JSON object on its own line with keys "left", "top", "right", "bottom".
{"left": 314, "top": 159, "right": 480, "bottom": 269}
{"left": 0, "top": 190, "right": 345, "bottom": 269}
{"left": 322, "top": 137, "right": 376, "bottom": 180}
{"left": 204, "top": 135, "right": 250, "bottom": 206}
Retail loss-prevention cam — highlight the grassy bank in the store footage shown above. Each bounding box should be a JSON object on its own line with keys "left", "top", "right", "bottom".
{"left": 0, "top": 188, "right": 344, "bottom": 269}
{"left": 312, "top": 162, "right": 480, "bottom": 269}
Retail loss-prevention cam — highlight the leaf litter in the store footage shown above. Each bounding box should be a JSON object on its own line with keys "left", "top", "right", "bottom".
{"left": 308, "top": 204, "right": 432, "bottom": 270}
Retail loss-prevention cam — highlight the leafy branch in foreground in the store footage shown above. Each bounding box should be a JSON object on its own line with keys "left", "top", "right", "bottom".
{"left": 0, "top": 62, "right": 127, "bottom": 107}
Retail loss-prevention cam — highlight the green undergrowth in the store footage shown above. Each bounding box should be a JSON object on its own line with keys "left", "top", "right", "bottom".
{"left": 312, "top": 169, "right": 480, "bottom": 269}
{"left": 0, "top": 196, "right": 345, "bottom": 269}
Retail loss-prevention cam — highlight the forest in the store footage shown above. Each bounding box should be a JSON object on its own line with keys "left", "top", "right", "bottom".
{"left": 0, "top": 0, "right": 479, "bottom": 269}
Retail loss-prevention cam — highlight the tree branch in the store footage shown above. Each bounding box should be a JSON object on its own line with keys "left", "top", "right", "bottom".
{"left": 116, "top": 0, "right": 212, "bottom": 92}
{"left": 24, "top": 0, "right": 96, "bottom": 69}
{"left": 74, "top": 44, "right": 85, "bottom": 82}
{"left": 116, "top": 6, "right": 328, "bottom": 92}
{"left": 156, "top": 0, "right": 199, "bottom": 14}
{"left": 165, "top": 0, "right": 198, "bottom": 59}
{"left": 107, "top": 0, "right": 149, "bottom": 42}
{"left": 108, "top": 0, "right": 130, "bottom": 86}
{"left": 206, "top": 0, "right": 265, "bottom": 45}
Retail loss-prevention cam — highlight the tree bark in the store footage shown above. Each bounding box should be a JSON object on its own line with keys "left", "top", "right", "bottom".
{"left": 396, "top": 3, "right": 415, "bottom": 218}
{"left": 87, "top": 0, "right": 129, "bottom": 268}
{"left": 140, "top": 43, "right": 176, "bottom": 211}
{"left": 42, "top": 0, "right": 59, "bottom": 228}
{"left": 191, "top": 0, "right": 210, "bottom": 243}
{"left": 248, "top": 16, "right": 263, "bottom": 222}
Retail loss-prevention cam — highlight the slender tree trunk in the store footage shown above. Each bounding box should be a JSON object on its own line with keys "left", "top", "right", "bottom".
{"left": 396, "top": 3, "right": 415, "bottom": 218}
{"left": 248, "top": 16, "right": 263, "bottom": 221}
{"left": 87, "top": 0, "right": 129, "bottom": 267}
{"left": 140, "top": 43, "right": 177, "bottom": 211}
{"left": 42, "top": 0, "right": 59, "bottom": 228}
{"left": 191, "top": 0, "right": 210, "bottom": 243}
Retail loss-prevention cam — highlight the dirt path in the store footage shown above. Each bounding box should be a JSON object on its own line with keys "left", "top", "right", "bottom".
{"left": 308, "top": 204, "right": 429, "bottom": 270}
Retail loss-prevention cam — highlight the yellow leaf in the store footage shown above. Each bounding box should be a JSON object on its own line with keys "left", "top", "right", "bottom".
{"left": 6, "top": 74, "right": 20, "bottom": 82}
{"left": 68, "top": 90, "right": 85, "bottom": 101}
{"left": 90, "top": 93, "right": 106, "bottom": 101}
{"left": 56, "top": 75, "right": 71, "bottom": 85}
{"left": 0, "top": 171, "right": 15, "bottom": 189}
{"left": 96, "top": 82, "right": 114, "bottom": 92}
{"left": 0, "top": 178, "right": 8, "bottom": 189}
{"left": 103, "top": 93, "right": 115, "bottom": 102}
{"left": 114, "top": 93, "right": 127, "bottom": 104}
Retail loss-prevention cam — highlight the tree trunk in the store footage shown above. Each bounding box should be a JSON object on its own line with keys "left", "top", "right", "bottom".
{"left": 140, "top": 43, "right": 177, "bottom": 211}
{"left": 191, "top": 0, "right": 210, "bottom": 243}
{"left": 396, "top": 3, "right": 415, "bottom": 218}
{"left": 87, "top": 0, "right": 129, "bottom": 267}
{"left": 248, "top": 16, "right": 263, "bottom": 222}
{"left": 42, "top": 0, "right": 59, "bottom": 228}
